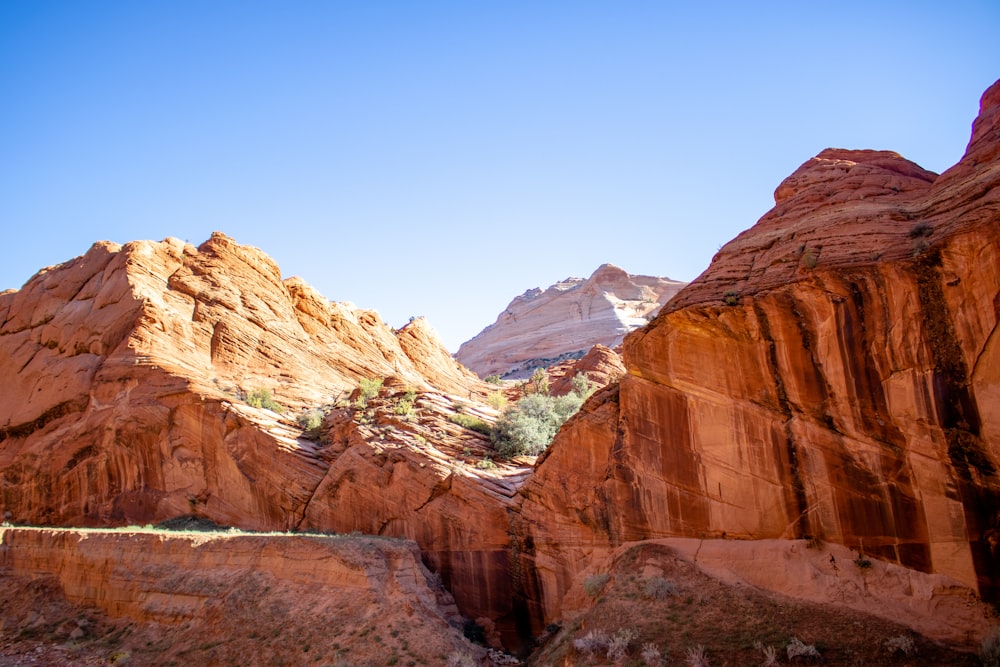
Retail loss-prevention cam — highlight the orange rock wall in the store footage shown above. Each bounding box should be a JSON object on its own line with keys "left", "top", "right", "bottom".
{"left": 513, "top": 80, "right": 1000, "bottom": 629}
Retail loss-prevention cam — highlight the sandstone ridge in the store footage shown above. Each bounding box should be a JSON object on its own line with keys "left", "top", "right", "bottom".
{"left": 455, "top": 264, "right": 685, "bottom": 379}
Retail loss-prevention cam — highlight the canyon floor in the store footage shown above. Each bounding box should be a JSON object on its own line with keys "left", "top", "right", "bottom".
{"left": 0, "top": 526, "right": 990, "bottom": 666}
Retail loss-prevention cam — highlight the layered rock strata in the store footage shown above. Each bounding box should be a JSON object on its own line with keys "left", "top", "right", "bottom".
{"left": 456, "top": 264, "right": 685, "bottom": 379}
{"left": 512, "top": 80, "right": 1000, "bottom": 633}
{"left": 0, "top": 526, "right": 474, "bottom": 665}
{"left": 0, "top": 232, "right": 522, "bottom": 632}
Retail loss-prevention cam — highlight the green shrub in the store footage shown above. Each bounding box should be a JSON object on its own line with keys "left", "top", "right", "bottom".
{"left": 491, "top": 374, "right": 593, "bottom": 458}
{"left": 571, "top": 372, "right": 595, "bottom": 398}
{"left": 247, "top": 388, "right": 283, "bottom": 413}
{"left": 484, "top": 374, "right": 503, "bottom": 385}
{"left": 487, "top": 390, "right": 508, "bottom": 412}
{"left": 297, "top": 408, "right": 325, "bottom": 439}
{"left": 354, "top": 377, "right": 384, "bottom": 408}
{"left": 393, "top": 392, "right": 416, "bottom": 418}
{"left": 449, "top": 413, "right": 492, "bottom": 436}
{"left": 527, "top": 367, "right": 550, "bottom": 395}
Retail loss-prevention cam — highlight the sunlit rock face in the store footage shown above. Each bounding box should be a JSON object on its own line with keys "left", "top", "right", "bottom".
{"left": 513, "top": 79, "right": 1000, "bottom": 632}
{"left": 455, "top": 264, "right": 685, "bottom": 379}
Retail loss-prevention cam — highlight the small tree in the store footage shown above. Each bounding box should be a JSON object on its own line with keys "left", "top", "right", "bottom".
{"left": 527, "top": 367, "right": 550, "bottom": 395}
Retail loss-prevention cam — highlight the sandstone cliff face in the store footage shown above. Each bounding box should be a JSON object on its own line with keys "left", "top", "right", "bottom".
{"left": 455, "top": 264, "right": 685, "bottom": 379}
{"left": 0, "top": 233, "right": 523, "bottom": 633}
{"left": 0, "top": 526, "right": 475, "bottom": 665}
{"left": 0, "top": 232, "right": 484, "bottom": 528}
{"left": 513, "top": 80, "right": 1000, "bottom": 631}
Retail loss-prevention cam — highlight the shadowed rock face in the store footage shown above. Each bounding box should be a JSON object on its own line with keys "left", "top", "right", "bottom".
{"left": 455, "top": 264, "right": 685, "bottom": 379}
{"left": 512, "top": 79, "right": 1000, "bottom": 631}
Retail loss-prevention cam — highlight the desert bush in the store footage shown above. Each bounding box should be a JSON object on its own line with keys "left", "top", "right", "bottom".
{"left": 754, "top": 641, "right": 780, "bottom": 667}
{"left": 583, "top": 573, "right": 610, "bottom": 598}
{"left": 786, "top": 637, "right": 819, "bottom": 661}
{"left": 393, "top": 388, "right": 418, "bottom": 417}
{"left": 526, "top": 367, "right": 550, "bottom": 395}
{"left": 607, "top": 627, "right": 637, "bottom": 662}
{"left": 572, "top": 630, "right": 609, "bottom": 655}
{"left": 484, "top": 374, "right": 503, "bottom": 385}
{"left": 354, "top": 377, "right": 383, "bottom": 408}
{"left": 491, "top": 398, "right": 559, "bottom": 457}
{"left": 982, "top": 627, "right": 1000, "bottom": 667}
{"left": 643, "top": 576, "right": 679, "bottom": 600}
{"left": 449, "top": 413, "right": 492, "bottom": 436}
{"left": 571, "top": 372, "right": 595, "bottom": 398}
{"left": 475, "top": 457, "right": 495, "bottom": 470}
{"left": 641, "top": 642, "right": 663, "bottom": 666}
{"left": 908, "top": 221, "right": 933, "bottom": 238}
{"left": 487, "top": 390, "right": 508, "bottom": 412}
{"left": 883, "top": 634, "right": 915, "bottom": 656}
{"left": 296, "top": 408, "right": 325, "bottom": 439}
{"left": 491, "top": 375, "right": 592, "bottom": 457}
{"left": 685, "top": 645, "right": 710, "bottom": 667}
{"left": 446, "top": 651, "right": 476, "bottom": 667}
{"left": 247, "top": 388, "right": 283, "bottom": 413}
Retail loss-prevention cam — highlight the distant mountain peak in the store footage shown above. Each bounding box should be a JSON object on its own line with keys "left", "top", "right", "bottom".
{"left": 455, "top": 265, "right": 686, "bottom": 379}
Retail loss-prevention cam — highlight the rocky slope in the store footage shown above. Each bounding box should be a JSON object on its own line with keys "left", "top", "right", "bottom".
{"left": 512, "top": 79, "right": 1000, "bottom": 638}
{"left": 0, "top": 232, "right": 528, "bottom": 637}
{"left": 0, "top": 526, "right": 478, "bottom": 666}
{"left": 455, "top": 264, "right": 685, "bottom": 379}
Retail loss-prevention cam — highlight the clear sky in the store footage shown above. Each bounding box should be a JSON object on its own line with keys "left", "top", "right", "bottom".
{"left": 1, "top": 2, "right": 997, "bottom": 352}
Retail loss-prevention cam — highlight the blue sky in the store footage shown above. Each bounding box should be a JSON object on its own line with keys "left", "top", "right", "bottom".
{"left": 1, "top": 2, "right": 997, "bottom": 352}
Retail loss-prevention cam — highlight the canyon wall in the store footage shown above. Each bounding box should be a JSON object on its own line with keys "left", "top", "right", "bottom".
{"left": 513, "top": 80, "right": 1000, "bottom": 629}
{"left": 0, "top": 232, "right": 520, "bottom": 630}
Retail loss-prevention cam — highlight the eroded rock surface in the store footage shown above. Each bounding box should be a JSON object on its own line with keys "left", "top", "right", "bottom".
{"left": 513, "top": 80, "right": 1000, "bottom": 636}
{"left": 0, "top": 526, "right": 476, "bottom": 666}
{"left": 456, "top": 264, "right": 685, "bottom": 379}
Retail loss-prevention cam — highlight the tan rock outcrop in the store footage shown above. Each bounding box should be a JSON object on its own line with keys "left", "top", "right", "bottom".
{"left": 512, "top": 79, "right": 1000, "bottom": 638}
{"left": 455, "top": 264, "right": 685, "bottom": 379}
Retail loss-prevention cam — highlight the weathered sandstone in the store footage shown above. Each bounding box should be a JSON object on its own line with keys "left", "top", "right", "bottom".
{"left": 512, "top": 79, "right": 1000, "bottom": 640}
{"left": 0, "top": 232, "right": 522, "bottom": 636}
{"left": 0, "top": 526, "right": 475, "bottom": 665}
{"left": 456, "top": 264, "right": 685, "bottom": 379}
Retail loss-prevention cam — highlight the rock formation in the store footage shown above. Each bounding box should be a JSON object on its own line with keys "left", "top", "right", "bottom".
{"left": 0, "top": 526, "right": 477, "bottom": 666}
{"left": 512, "top": 80, "right": 1000, "bottom": 637}
{"left": 0, "top": 232, "right": 523, "bottom": 635}
{"left": 2, "top": 79, "right": 999, "bottom": 661}
{"left": 455, "top": 264, "right": 685, "bottom": 379}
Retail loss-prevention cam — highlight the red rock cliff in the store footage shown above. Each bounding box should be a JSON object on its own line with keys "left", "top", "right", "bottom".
{"left": 0, "top": 232, "right": 524, "bottom": 632}
{"left": 513, "top": 80, "right": 1000, "bottom": 630}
